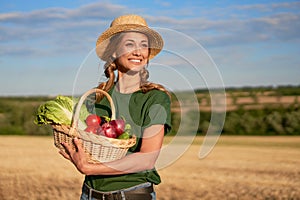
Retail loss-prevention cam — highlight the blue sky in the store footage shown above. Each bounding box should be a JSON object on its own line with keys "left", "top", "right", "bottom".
{"left": 0, "top": 0, "right": 299, "bottom": 96}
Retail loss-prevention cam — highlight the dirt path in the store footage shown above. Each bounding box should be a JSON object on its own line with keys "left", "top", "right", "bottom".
{"left": 0, "top": 136, "right": 299, "bottom": 200}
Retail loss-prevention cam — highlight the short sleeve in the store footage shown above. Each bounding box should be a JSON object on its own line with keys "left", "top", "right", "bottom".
{"left": 143, "top": 90, "right": 172, "bottom": 135}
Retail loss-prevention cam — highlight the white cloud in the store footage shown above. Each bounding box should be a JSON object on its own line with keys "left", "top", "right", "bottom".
{"left": 1, "top": 1, "right": 299, "bottom": 57}
{"left": 0, "top": 2, "right": 130, "bottom": 56}
{"left": 0, "top": 1, "right": 299, "bottom": 95}
{"left": 233, "top": 1, "right": 300, "bottom": 12}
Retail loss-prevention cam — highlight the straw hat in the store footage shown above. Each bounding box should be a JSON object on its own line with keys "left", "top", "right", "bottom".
{"left": 96, "top": 14, "right": 164, "bottom": 61}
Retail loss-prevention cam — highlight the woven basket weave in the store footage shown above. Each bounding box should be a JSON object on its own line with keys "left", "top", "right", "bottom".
{"left": 52, "top": 88, "right": 136, "bottom": 163}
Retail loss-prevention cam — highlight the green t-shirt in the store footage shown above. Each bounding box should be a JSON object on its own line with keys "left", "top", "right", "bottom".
{"left": 84, "top": 86, "right": 172, "bottom": 192}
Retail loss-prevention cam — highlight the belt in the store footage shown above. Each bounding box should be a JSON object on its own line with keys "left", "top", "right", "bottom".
{"left": 82, "top": 183, "right": 154, "bottom": 200}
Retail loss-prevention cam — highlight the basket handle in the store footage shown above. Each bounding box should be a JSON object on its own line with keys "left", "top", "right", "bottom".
{"left": 69, "top": 88, "right": 116, "bottom": 135}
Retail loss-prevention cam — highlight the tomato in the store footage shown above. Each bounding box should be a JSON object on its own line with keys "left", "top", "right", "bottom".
{"left": 85, "top": 114, "right": 101, "bottom": 127}
{"left": 84, "top": 126, "right": 98, "bottom": 134}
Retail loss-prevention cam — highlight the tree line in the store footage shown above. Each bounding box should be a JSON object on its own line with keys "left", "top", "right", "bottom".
{"left": 169, "top": 104, "right": 300, "bottom": 136}
{"left": 0, "top": 85, "right": 299, "bottom": 136}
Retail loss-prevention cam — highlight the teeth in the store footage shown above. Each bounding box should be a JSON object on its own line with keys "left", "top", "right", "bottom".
{"left": 130, "top": 59, "right": 141, "bottom": 63}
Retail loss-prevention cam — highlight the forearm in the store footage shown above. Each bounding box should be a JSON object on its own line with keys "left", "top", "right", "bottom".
{"left": 82, "top": 150, "right": 160, "bottom": 176}
{"left": 61, "top": 125, "right": 165, "bottom": 176}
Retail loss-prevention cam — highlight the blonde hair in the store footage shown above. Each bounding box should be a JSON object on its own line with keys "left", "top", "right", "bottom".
{"left": 96, "top": 32, "right": 170, "bottom": 102}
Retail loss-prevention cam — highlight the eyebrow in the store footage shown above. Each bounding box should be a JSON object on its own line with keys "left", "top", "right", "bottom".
{"left": 124, "top": 39, "right": 148, "bottom": 43}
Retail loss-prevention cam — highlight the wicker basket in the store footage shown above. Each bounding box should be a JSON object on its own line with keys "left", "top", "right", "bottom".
{"left": 52, "top": 88, "right": 136, "bottom": 163}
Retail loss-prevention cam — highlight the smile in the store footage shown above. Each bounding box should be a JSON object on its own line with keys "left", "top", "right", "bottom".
{"left": 129, "top": 59, "right": 142, "bottom": 63}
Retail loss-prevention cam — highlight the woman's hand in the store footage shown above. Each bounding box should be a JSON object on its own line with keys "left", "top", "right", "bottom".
{"left": 59, "top": 138, "right": 90, "bottom": 174}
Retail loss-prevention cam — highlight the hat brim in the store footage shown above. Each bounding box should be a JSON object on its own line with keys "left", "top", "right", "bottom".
{"left": 96, "top": 24, "right": 163, "bottom": 61}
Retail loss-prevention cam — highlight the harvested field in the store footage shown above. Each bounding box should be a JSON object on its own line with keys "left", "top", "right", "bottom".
{"left": 0, "top": 136, "right": 299, "bottom": 200}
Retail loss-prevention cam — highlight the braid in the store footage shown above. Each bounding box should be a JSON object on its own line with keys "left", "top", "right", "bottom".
{"left": 96, "top": 57, "right": 117, "bottom": 102}
{"left": 139, "top": 68, "right": 171, "bottom": 99}
{"left": 95, "top": 33, "right": 122, "bottom": 103}
{"left": 139, "top": 67, "right": 149, "bottom": 85}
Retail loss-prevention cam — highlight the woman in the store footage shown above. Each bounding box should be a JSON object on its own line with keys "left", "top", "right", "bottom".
{"left": 60, "top": 14, "right": 171, "bottom": 200}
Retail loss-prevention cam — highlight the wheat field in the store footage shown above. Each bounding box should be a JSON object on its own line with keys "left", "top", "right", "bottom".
{"left": 1, "top": 136, "right": 300, "bottom": 200}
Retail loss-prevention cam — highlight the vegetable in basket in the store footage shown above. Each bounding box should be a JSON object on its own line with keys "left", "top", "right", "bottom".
{"left": 34, "top": 95, "right": 90, "bottom": 130}
{"left": 84, "top": 113, "right": 133, "bottom": 139}
{"left": 100, "top": 120, "right": 132, "bottom": 139}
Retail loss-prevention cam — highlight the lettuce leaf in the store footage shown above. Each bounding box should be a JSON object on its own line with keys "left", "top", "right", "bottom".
{"left": 34, "top": 95, "right": 89, "bottom": 130}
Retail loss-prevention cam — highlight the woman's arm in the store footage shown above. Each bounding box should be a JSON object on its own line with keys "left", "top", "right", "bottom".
{"left": 60, "top": 124, "right": 165, "bottom": 175}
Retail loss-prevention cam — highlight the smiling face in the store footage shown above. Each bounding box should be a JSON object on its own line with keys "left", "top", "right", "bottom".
{"left": 113, "top": 32, "right": 150, "bottom": 74}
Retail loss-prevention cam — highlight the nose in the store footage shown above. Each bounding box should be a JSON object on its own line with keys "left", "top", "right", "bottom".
{"left": 132, "top": 47, "right": 141, "bottom": 56}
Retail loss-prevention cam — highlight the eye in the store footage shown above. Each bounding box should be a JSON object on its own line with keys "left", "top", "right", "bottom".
{"left": 141, "top": 43, "right": 149, "bottom": 48}
{"left": 125, "top": 42, "right": 134, "bottom": 47}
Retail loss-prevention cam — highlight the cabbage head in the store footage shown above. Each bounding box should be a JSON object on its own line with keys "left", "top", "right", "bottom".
{"left": 34, "top": 95, "right": 89, "bottom": 130}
